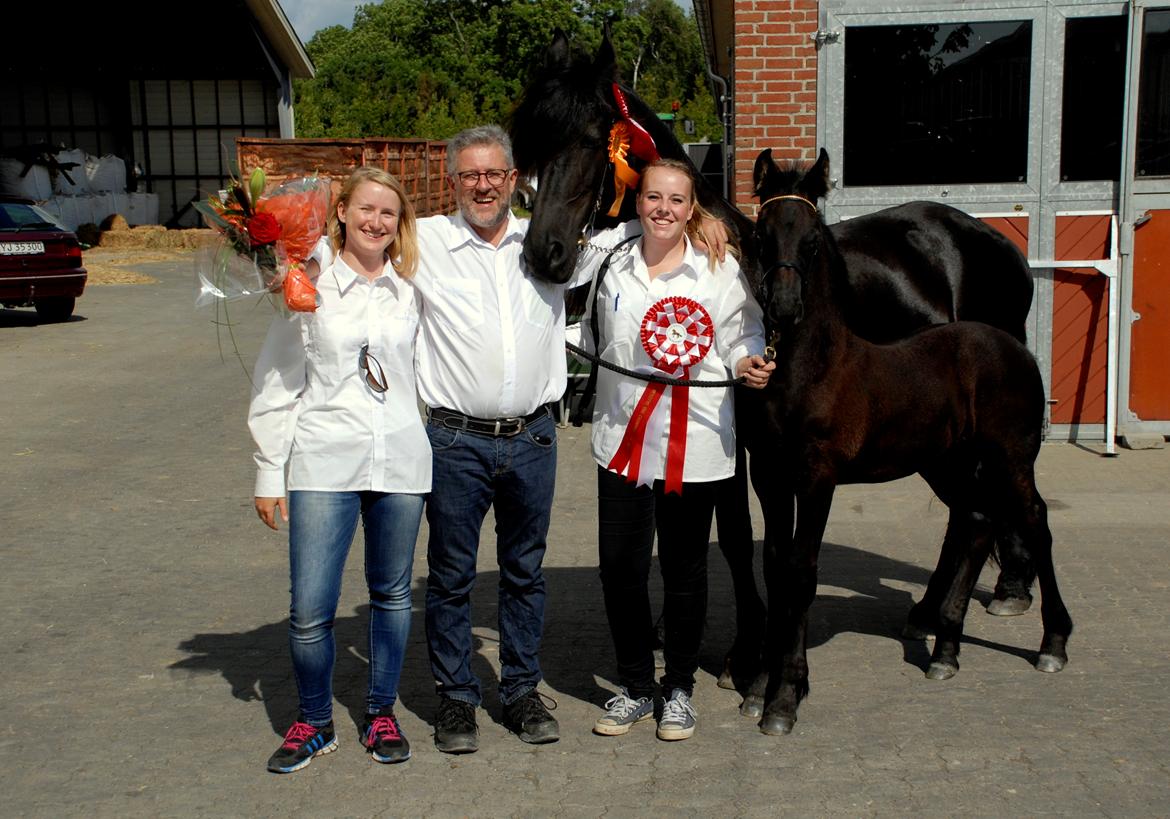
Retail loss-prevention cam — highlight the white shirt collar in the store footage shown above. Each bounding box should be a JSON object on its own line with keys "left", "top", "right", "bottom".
{"left": 448, "top": 209, "right": 526, "bottom": 251}
{"left": 631, "top": 232, "right": 704, "bottom": 281}
{"left": 329, "top": 253, "right": 399, "bottom": 296}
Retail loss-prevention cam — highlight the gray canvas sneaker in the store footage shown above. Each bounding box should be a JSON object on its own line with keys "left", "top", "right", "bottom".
{"left": 593, "top": 689, "right": 654, "bottom": 736}
{"left": 656, "top": 688, "right": 697, "bottom": 740}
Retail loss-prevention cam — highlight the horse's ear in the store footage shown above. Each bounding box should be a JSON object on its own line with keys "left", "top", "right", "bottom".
{"left": 753, "top": 148, "right": 777, "bottom": 198}
{"left": 544, "top": 29, "right": 572, "bottom": 70}
{"left": 800, "top": 148, "right": 831, "bottom": 201}
{"left": 594, "top": 24, "right": 618, "bottom": 80}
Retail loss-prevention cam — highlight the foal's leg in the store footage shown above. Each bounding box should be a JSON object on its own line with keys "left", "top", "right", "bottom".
{"left": 759, "top": 481, "right": 835, "bottom": 735}
{"left": 904, "top": 509, "right": 970, "bottom": 640}
{"left": 714, "top": 441, "right": 766, "bottom": 689}
{"left": 925, "top": 510, "right": 995, "bottom": 680}
{"left": 997, "top": 476, "right": 1072, "bottom": 672}
{"left": 740, "top": 469, "right": 792, "bottom": 719}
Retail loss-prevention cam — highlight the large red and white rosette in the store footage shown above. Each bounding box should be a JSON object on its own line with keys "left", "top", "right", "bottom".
{"left": 607, "top": 296, "right": 714, "bottom": 494}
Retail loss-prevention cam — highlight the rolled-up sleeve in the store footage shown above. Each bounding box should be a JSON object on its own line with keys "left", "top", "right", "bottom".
{"left": 715, "top": 258, "right": 766, "bottom": 371}
{"left": 247, "top": 312, "right": 306, "bottom": 497}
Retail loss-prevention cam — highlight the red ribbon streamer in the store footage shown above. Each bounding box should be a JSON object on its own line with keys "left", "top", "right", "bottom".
{"left": 607, "top": 297, "right": 713, "bottom": 495}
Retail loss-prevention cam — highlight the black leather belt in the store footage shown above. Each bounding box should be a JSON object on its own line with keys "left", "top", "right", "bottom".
{"left": 427, "top": 405, "right": 549, "bottom": 437}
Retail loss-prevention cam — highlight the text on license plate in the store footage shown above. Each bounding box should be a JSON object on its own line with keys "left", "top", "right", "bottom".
{"left": 0, "top": 241, "right": 46, "bottom": 255}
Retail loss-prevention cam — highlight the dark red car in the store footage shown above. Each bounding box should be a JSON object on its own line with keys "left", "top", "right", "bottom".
{"left": 0, "top": 196, "right": 87, "bottom": 321}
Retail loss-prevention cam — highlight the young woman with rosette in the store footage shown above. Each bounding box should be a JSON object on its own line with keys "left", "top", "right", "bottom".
{"left": 567, "top": 158, "right": 775, "bottom": 741}
{"left": 249, "top": 167, "right": 430, "bottom": 773}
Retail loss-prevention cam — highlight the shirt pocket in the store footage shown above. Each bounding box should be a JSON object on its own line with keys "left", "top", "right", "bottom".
{"left": 521, "top": 278, "right": 560, "bottom": 326}
{"left": 433, "top": 277, "right": 484, "bottom": 331}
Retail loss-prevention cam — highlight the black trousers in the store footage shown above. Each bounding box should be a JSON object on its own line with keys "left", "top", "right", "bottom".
{"left": 596, "top": 465, "right": 723, "bottom": 697}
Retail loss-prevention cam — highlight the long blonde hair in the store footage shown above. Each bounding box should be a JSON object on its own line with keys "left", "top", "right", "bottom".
{"left": 327, "top": 167, "right": 419, "bottom": 278}
{"left": 638, "top": 158, "right": 737, "bottom": 272}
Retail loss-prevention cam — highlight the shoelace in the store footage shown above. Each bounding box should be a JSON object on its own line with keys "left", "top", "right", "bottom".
{"left": 603, "top": 693, "right": 645, "bottom": 718}
{"left": 661, "top": 693, "right": 697, "bottom": 723}
{"left": 514, "top": 690, "right": 558, "bottom": 722}
{"left": 280, "top": 721, "right": 317, "bottom": 749}
{"left": 437, "top": 701, "right": 475, "bottom": 731}
{"left": 367, "top": 715, "right": 401, "bottom": 742}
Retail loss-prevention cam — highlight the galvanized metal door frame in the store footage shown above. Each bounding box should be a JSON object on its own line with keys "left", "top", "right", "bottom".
{"left": 1118, "top": 0, "right": 1170, "bottom": 436}
{"left": 817, "top": 0, "right": 1142, "bottom": 440}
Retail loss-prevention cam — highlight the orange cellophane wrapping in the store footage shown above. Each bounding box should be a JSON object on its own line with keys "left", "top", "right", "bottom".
{"left": 282, "top": 263, "right": 318, "bottom": 313}
{"left": 256, "top": 179, "right": 332, "bottom": 313}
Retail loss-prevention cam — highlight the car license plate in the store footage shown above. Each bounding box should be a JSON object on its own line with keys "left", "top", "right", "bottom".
{"left": 0, "top": 241, "right": 45, "bottom": 255}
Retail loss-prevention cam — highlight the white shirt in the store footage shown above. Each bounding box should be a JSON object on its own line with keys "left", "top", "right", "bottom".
{"left": 566, "top": 221, "right": 765, "bottom": 483}
{"left": 248, "top": 255, "right": 432, "bottom": 496}
{"left": 410, "top": 211, "right": 573, "bottom": 418}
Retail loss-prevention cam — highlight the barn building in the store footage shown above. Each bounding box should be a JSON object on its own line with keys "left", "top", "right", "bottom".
{"left": 0, "top": 0, "right": 310, "bottom": 228}
{"left": 693, "top": 0, "right": 1170, "bottom": 448}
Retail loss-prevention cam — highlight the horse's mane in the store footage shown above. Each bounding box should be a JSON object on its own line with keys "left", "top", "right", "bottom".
{"left": 509, "top": 47, "right": 611, "bottom": 176}
{"left": 510, "top": 37, "right": 690, "bottom": 178}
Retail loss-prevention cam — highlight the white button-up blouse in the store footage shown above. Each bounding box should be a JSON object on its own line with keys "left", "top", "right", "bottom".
{"left": 566, "top": 221, "right": 765, "bottom": 484}
{"left": 248, "top": 255, "right": 432, "bottom": 497}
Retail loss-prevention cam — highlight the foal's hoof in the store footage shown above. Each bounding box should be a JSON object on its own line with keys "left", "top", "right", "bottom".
{"left": 901, "top": 622, "right": 934, "bottom": 640}
{"left": 740, "top": 695, "right": 764, "bottom": 719}
{"left": 926, "top": 661, "right": 958, "bottom": 680}
{"left": 987, "top": 596, "right": 1031, "bottom": 617}
{"left": 717, "top": 657, "right": 737, "bottom": 690}
{"left": 759, "top": 714, "right": 795, "bottom": 736}
{"left": 1035, "top": 653, "right": 1066, "bottom": 673}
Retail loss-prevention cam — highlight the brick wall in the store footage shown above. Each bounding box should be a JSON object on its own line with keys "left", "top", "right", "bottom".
{"left": 732, "top": 0, "right": 820, "bottom": 212}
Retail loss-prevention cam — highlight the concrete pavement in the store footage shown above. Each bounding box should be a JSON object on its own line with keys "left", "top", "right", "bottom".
{"left": 2, "top": 255, "right": 1168, "bottom": 817}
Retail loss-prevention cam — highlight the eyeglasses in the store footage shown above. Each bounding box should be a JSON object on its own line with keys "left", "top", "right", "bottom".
{"left": 359, "top": 344, "right": 388, "bottom": 393}
{"left": 454, "top": 169, "right": 511, "bottom": 187}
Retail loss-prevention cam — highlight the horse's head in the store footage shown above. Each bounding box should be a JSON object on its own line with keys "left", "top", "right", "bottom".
{"left": 752, "top": 147, "right": 832, "bottom": 331}
{"left": 510, "top": 31, "right": 617, "bottom": 283}
{"left": 511, "top": 29, "right": 680, "bottom": 283}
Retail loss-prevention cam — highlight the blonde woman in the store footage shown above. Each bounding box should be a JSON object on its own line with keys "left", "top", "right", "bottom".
{"left": 568, "top": 158, "right": 774, "bottom": 742}
{"left": 249, "top": 167, "right": 428, "bottom": 772}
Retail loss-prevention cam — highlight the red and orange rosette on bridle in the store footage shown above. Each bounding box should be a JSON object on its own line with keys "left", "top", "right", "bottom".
{"left": 605, "top": 83, "right": 660, "bottom": 218}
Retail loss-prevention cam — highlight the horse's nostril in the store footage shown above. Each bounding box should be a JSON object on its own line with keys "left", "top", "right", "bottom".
{"left": 546, "top": 239, "right": 565, "bottom": 267}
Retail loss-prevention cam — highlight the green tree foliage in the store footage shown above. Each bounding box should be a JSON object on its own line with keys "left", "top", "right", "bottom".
{"left": 293, "top": 0, "right": 722, "bottom": 143}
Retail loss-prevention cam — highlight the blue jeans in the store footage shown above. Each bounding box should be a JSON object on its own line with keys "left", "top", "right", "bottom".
{"left": 424, "top": 410, "right": 557, "bottom": 706}
{"left": 287, "top": 490, "right": 424, "bottom": 726}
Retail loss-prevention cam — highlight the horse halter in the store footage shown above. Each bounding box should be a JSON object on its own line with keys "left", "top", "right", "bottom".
{"left": 758, "top": 193, "right": 819, "bottom": 214}
{"left": 756, "top": 192, "right": 821, "bottom": 283}
{"left": 756, "top": 193, "right": 821, "bottom": 345}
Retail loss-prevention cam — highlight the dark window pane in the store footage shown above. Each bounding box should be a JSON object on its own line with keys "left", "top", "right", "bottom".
{"left": 1061, "top": 17, "right": 1126, "bottom": 181}
{"left": 1137, "top": 10, "right": 1170, "bottom": 177}
{"left": 844, "top": 22, "right": 1032, "bottom": 186}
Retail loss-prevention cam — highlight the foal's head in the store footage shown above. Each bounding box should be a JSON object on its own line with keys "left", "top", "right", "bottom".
{"left": 752, "top": 148, "right": 833, "bottom": 330}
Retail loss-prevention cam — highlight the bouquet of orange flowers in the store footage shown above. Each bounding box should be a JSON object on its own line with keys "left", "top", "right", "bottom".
{"left": 195, "top": 168, "right": 331, "bottom": 313}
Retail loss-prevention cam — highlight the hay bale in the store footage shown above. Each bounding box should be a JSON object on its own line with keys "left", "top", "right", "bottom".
{"left": 100, "top": 213, "right": 131, "bottom": 231}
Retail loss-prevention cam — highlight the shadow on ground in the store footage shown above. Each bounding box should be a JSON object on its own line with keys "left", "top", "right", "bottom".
{"left": 171, "top": 539, "right": 1033, "bottom": 735}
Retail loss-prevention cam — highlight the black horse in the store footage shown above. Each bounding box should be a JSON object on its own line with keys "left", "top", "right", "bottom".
{"left": 748, "top": 149, "right": 1072, "bottom": 735}
{"left": 510, "top": 30, "right": 1039, "bottom": 687}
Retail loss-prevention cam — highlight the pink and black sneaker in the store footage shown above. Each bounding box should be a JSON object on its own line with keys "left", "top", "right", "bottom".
{"left": 266, "top": 720, "right": 338, "bottom": 774}
{"left": 362, "top": 710, "right": 410, "bottom": 763}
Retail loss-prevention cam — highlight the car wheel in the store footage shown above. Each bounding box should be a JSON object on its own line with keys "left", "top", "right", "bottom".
{"left": 34, "top": 296, "right": 76, "bottom": 322}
